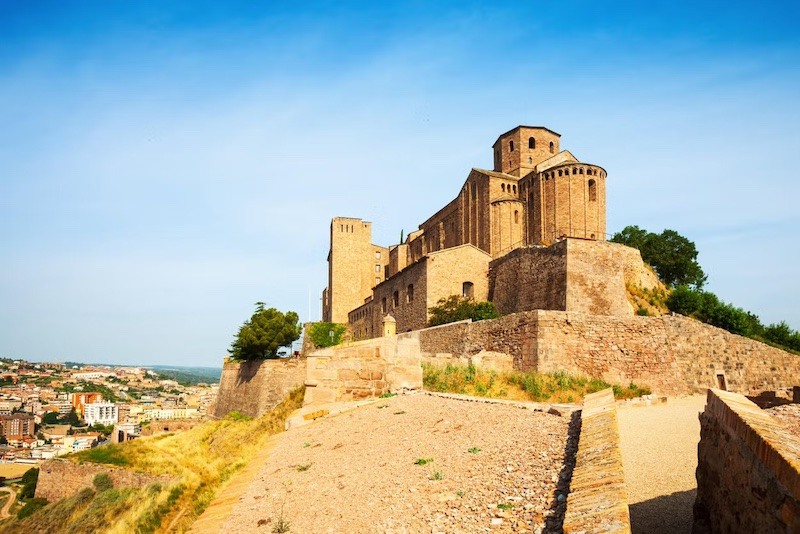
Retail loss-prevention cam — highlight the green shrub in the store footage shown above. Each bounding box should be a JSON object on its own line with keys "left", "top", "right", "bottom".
{"left": 307, "top": 322, "right": 347, "bottom": 347}
{"left": 92, "top": 473, "right": 113, "bottom": 492}
{"left": 428, "top": 295, "right": 499, "bottom": 327}
{"left": 17, "top": 497, "right": 48, "bottom": 519}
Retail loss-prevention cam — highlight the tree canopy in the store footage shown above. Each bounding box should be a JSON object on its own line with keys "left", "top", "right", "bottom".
{"left": 428, "top": 295, "right": 499, "bottom": 327}
{"left": 611, "top": 225, "right": 707, "bottom": 288}
{"left": 307, "top": 322, "right": 347, "bottom": 348}
{"left": 228, "top": 302, "right": 302, "bottom": 361}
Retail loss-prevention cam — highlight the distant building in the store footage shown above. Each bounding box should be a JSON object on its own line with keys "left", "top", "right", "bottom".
{"left": 70, "top": 392, "right": 102, "bottom": 417}
{"left": 83, "top": 402, "right": 118, "bottom": 426}
{"left": 0, "top": 413, "right": 35, "bottom": 437}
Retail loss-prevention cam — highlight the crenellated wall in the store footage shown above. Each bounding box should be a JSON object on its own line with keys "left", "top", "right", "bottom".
{"left": 693, "top": 389, "right": 800, "bottom": 533}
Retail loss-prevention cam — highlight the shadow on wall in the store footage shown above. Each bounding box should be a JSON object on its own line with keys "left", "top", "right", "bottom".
{"left": 236, "top": 359, "right": 262, "bottom": 385}
{"left": 545, "top": 410, "right": 581, "bottom": 533}
{"left": 745, "top": 391, "right": 793, "bottom": 409}
{"left": 629, "top": 489, "right": 696, "bottom": 534}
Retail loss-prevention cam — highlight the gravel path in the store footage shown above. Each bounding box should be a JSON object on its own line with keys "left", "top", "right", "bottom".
{"left": 616, "top": 395, "right": 706, "bottom": 534}
{"left": 223, "top": 393, "right": 576, "bottom": 533}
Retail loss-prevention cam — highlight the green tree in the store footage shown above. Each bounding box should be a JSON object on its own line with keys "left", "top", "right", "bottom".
{"left": 611, "top": 226, "right": 707, "bottom": 288}
{"left": 428, "top": 295, "right": 499, "bottom": 327}
{"left": 228, "top": 302, "right": 302, "bottom": 361}
{"left": 308, "top": 322, "right": 347, "bottom": 348}
{"left": 20, "top": 467, "right": 39, "bottom": 500}
{"left": 42, "top": 411, "right": 60, "bottom": 425}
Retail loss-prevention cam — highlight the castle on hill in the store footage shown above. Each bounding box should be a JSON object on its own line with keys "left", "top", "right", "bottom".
{"left": 322, "top": 126, "right": 656, "bottom": 339}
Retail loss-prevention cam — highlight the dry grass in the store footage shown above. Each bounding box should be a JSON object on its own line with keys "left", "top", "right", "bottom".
{"left": 626, "top": 281, "right": 669, "bottom": 317}
{"left": 423, "top": 363, "right": 650, "bottom": 403}
{"left": 0, "top": 387, "right": 305, "bottom": 534}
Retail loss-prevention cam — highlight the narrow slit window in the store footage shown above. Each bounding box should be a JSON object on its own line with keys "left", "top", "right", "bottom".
{"left": 588, "top": 179, "right": 597, "bottom": 201}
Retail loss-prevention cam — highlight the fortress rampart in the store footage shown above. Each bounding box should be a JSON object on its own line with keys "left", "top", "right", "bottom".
{"left": 213, "top": 358, "right": 306, "bottom": 419}
{"left": 406, "top": 310, "right": 800, "bottom": 396}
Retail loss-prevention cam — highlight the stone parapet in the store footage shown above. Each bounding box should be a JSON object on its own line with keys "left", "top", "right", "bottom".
{"left": 304, "top": 336, "right": 422, "bottom": 406}
{"left": 563, "top": 388, "right": 631, "bottom": 533}
{"left": 693, "top": 389, "right": 800, "bottom": 533}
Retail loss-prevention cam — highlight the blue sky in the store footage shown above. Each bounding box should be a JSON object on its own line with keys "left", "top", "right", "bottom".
{"left": 1, "top": 1, "right": 798, "bottom": 367}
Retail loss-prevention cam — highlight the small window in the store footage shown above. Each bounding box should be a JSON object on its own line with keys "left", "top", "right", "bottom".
{"left": 588, "top": 179, "right": 597, "bottom": 201}
{"left": 375, "top": 264, "right": 381, "bottom": 272}
{"left": 528, "top": 137, "right": 535, "bottom": 149}
{"left": 579, "top": 168, "right": 584, "bottom": 174}
{"left": 407, "top": 284, "right": 414, "bottom": 303}
{"left": 462, "top": 281, "right": 474, "bottom": 299}
{"left": 572, "top": 168, "right": 577, "bottom": 175}
{"left": 514, "top": 210, "right": 519, "bottom": 223}
{"left": 558, "top": 170, "right": 562, "bottom": 176}
{"left": 375, "top": 277, "right": 380, "bottom": 284}
{"left": 509, "top": 140, "right": 515, "bottom": 152}
{"left": 381, "top": 297, "right": 387, "bottom": 313}
{"left": 549, "top": 141, "right": 555, "bottom": 154}
{"left": 528, "top": 157, "right": 532, "bottom": 164}
{"left": 375, "top": 251, "right": 381, "bottom": 259}
{"left": 512, "top": 185, "right": 517, "bottom": 193}
{"left": 392, "top": 291, "right": 399, "bottom": 307}
{"left": 501, "top": 183, "right": 506, "bottom": 192}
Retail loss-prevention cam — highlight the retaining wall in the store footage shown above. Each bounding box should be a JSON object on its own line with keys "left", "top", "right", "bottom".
{"left": 35, "top": 459, "right": 176, "bottom": 502}
{"left": 693, "top": 389, "right": 800, "bottom": 533}
{"left": 213, "top": 358, "right": 306, "bottom": 419}
{"left": 562, "top": 388, "right": 631, "bottom": 533}
{"left": 410, "top": 311, "right": 800, "bottom": 395}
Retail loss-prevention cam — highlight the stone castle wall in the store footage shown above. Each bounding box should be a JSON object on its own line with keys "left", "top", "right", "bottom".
{"left": 563, "top": 389, "right": 631, "bottom": 533}
{"left": 36, "top": 459, "right": 176, "bottom": 502}
{"left": 411, "top": 310, "right": 800, "bottom": 395}
{"left": 213, "top": 358, "right": 306, "bottom": 419}
{"left": 693, "top": 389, "right": 800, "bottom": 533}
{"left": 304, "top": 336, "right": 422, "bottom": 406}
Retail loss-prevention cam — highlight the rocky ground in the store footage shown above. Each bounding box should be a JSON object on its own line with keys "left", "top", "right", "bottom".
{"left": 766, "top": 403, "right": 800, "bottom": 437}
{"left": 225, "top": 393, "right": 577, "bottom": 533}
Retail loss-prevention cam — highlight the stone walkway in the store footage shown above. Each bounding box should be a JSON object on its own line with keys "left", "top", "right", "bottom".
{"left": 616, "top": 395, "right": 707, "bottom": 533}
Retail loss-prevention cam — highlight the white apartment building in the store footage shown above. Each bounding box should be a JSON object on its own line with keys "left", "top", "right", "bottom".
{"left": 83, "top": 402, "right": 118, "bottom": 426}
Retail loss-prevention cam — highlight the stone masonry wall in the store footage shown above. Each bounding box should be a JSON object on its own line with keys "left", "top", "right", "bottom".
{"left": 36, "top": 458, "right": 176, "bottom": 502}
{"left": 213, "top": 358, "right": 306, "bottom": 419}
{"left": 304, "top": 336, "right": 422, "bottom": 406}
{"left": 489, "top": 245, "right": 566, "bottom": 315}
{"left": 693, "top": 389, "right": 800, "bottom": 533}
{"left": 563, "top": 388, "right": 631, "bottom": 533}
{"left": 413, "top": 310, "right": 800, "bottom": 396}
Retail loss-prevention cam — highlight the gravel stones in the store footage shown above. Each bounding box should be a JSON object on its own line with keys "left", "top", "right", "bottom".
{"left": 225, "top": 394, "right": 573, "bottom": 533}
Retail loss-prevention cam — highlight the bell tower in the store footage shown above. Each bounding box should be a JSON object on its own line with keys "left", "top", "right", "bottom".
{"left": 492, "top": 126, "right": 561, "bottom": 177}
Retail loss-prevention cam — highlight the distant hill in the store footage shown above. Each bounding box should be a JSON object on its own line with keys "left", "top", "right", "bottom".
{"left": 147, "top": 365, "right": 222, "bottom": 385}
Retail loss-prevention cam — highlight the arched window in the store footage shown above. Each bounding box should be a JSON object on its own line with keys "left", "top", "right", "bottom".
{"left": 528, "top": 137, "right": 535, "bottom": 149}
{"left": 392, "top": 290, "right": 399, "bottom": 307}
{"left": 514, "top": 210, "right": 519, "bottom": 223}
{"left": 462, "top": 281, "right": 474, "bottom": 299}
{"left": 501, "top": 183, "right": 506, "bottom": 192}
{"left": 407, "top": 284, "right": 414, "bottom": 303}
{"left": 512, "top": 184, "right": 517, "bottom": 193}
{"left": 572, "top": 168, "right": 577, "bottom": 175}
{"left": 528, "top": 157, "right": 533, "bottom": 164}
{"left": 509, "top": 140, "right": 515, "bottom": 152}
{"left": 579, "top": 168, "right": 584, "bottom": 174}
{"left": 381, "top": 297, "right": 387, "bottom": 313}
{"left": 588, "top": 179, "right": 597, "bottom": 201}
{"left": 558, "top": 170, "right": 562, "bottom": 176}
{"left": 549, "top": 141, "right": 555, "bottom": 154}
